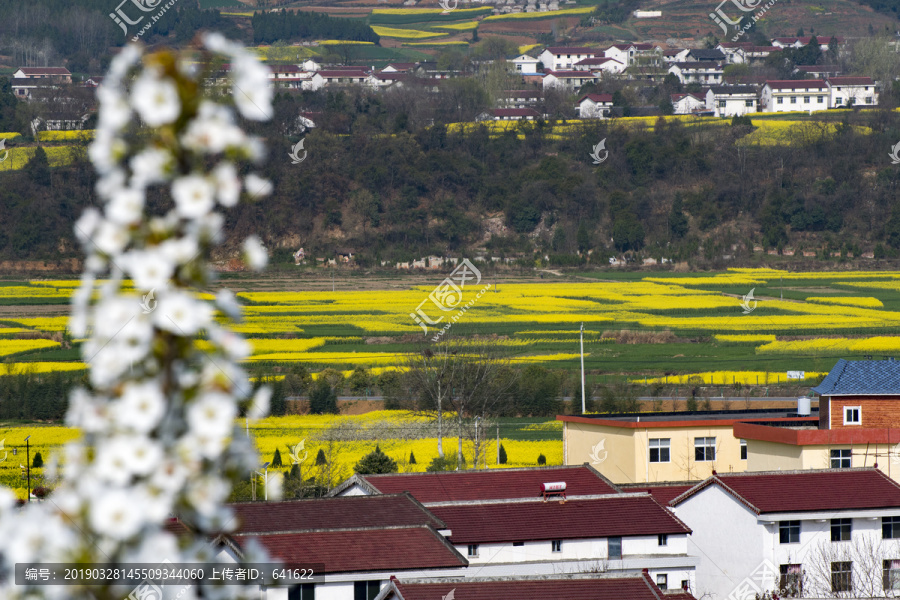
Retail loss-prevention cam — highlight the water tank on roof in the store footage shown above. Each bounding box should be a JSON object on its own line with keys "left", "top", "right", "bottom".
{"left": 541, "top": 482, "right": 566, "bottom": 493}
{"left": 797, "top": 396, "right": 811, "bottom": 416}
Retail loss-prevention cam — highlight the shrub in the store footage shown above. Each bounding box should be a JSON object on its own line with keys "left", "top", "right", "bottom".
{"left": 271, "top": 448, "right": 282, "bottom": 467}
{"left": 309, "top": 379, "right": 339, "bottom": 414}
{"left": 499, "top": 444, "right": 507, "bottom": 464}
{"left": 426, "top": 454, "right": 466, "bottom": 472}
{"left": 32, "top": 451, "right": 43, "bottom": 469}
{"left": 537, "top": 453, "right": 546, "bottom": 465}
{"left": 409, "top": 451, "right": 416, "bottom": 464}
{"left": 355, "top": 445, "right": 398, "bottom": 474}
{"left": 315, "top": 448, "right": 327, "bottom": 465}
{"left": 32, "top": 486, "right": 48, "bottom": 499}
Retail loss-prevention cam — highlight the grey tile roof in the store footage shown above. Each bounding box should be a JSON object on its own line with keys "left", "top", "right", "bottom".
{"left": 812, "top": 359, "right": 900, "bottom": 395}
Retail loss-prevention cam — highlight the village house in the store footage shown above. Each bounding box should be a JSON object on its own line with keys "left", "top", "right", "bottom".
{"left": 668, "top": 62, "right": 724, "bottom": 85}
{"left": 510, "top": 54, "right": 540, "bottom": 73}
{"left": 377, "top": 572, "right": 697, "bottom": 600}
{"left": 573, "top": 56, "right": 626, "bottom": 74}
{"left": 12, "top": 66, "right": 72, "bottom": 83}
{"left": 796, "top": 64, "right": 841, "bottom": 78}
{"left": 559, "top": 407, "right": 819, "bottom": 484}
{"left": 771, "top": 35, "right": 843, "bottom": 51}
{"left": 498, "top": 89, "right": 543, "bottom": 108}
{"left": 670, "top": 468, "right": 900, "bottom": 600}
{"left": 760, "top": 80, "right": 829, "bottom": 112}
{"left": 827, "top": 76, "right": 878, "bottom": 107}
{"left": 684, "top": 49, "right": 726, "bottom": 63}
{"left": 576, "top": 93, "right": 614, "bottom": 118}
{"left": 662, "top": 49, "right": 690, "bottom": 64}
{"left": 737, "top": 359, "right": 900, "bottom": 483}
{"left": 542, "top": 70, "right": 598, "bottom": 90}
{"left": 537, "top": 46, "right": 599, "bottom": 71}
{"left": 476, "top": 108, "right": 542, "bottom": 121}
{"left": 671, "top": 93, "right": 706, "bottom": 115}
{"left": 705, "top": 85, "right": 758, "bottom": 117}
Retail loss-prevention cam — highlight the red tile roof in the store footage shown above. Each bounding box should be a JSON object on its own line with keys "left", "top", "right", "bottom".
{"left": 827, "top": 76, "right": 874, "bottom": 86}
{"left": 317, "top": 70, "right": 369, "bottom": 78}
{"left": 621, "top": 483, "right": 698, "bottom": 505}
{"left": 229, "top": 493, "right": 443, "bottom": 534}
{"left": 427, "top": 494, "right": 690, "bottom": 544}
{"left": 765, "top": 79, "right": 827, "bottom": 90}
{"left": 576, "top": 57, "right": 622, "bottom": 65}
{"left": 547, "top": 70, "right": 597, "bottom": 78}
{"left": 672, "top": 468, "right": 900, "bottom": 513}
{"left": 234, "top": 526, "right": 467, "bottom": 574}
{"left": 16, "top": 67, "right": 71, "bottom": 75}
{"left": 545, "top": 47, "right": 598, "bottom": 54}
{"left": 387, "top": 572, "right": 685, "bottom": 600}
{"left": 578, "top": 93, "right": 614, "bottom": 103}
{"left": 346, "top": 465, "right": 619, "bottom": 502}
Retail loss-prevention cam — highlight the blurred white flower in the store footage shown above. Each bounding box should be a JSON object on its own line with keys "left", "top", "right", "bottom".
{"left": 124, "top": 248, "right": 175, "bottom": 291}
{"left": 172, "top": 174, "right": 216, "bottom": 219}
{"left": 130, "top": 147, "right": 172, "bottom": 188}
{"left": 97, "top": 85, "right": 132, "bottom": 131}
{"left": 185, "top": 476, "right": 230, "bottom": 517}
{"left": 117, "top": 380, "right": 166, "bottom": 433}
{"left": 242, "top": 235, "right": 267, "bottom": 271}
{"left": 89, "top": 130, "right": 127, "bottom": 174}
{"left": 106, "top": 187, "right": 145, "bottom": 225}
{"left": 66, "top": 388, "right": 111, "bottom": 433}
{"left": 187, "top": 392, "right": 237, "bottom": 439}
{"left": 160, "top": 236, "right": 199, "bottom": 265}
{"left": 132, "top": 72, "right": 181, "bottom": 127}
{"left": 154, "top": 290, "right": 211, "bottom": 335}
{"left": 248, "top": 386, "right": 271, "bottom": 421}
{"left": 93, "top": 220, "right": 130, "bottom": 255}
{"left": 89, "top": 487, "right": 146, "bottom": 540}
{"left": 215, "top": 289, "right": 242, "bottom": 320}
{"left": 128, "top": 436, "right": 164, "bottom": 476}
{"left": 244, "top": 173, "right": 272, "bottom": 198}
{"left": 208, "top": 325, "right": 251, "bottom": 361}
{"left": 74, "top": 207, "right": 103, "bottom": 246}
{"left": 95, "top": 437, "right": 135, "bottom": 486}
{"left": 213, "top": 162, "right": 241, "bottom": 207}
{"left": 182, "top": 101, "right": 245, "bottom": 154}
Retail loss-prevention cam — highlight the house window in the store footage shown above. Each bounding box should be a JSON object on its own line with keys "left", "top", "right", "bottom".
{"left": 551, "top": 539, "right": 562, "bottom": 552}
{"left": 884, "top": 560, "right": 900, "bottom": 591}
{"left": 883, "top": 516, "right": 900, "bottom": 539}
{"left": 467, "top": 544, "right": 479, "bottom": 557}
{"left": 779, "top": 520, "right": 800, "bottom": 544}
{"left": 658, "top": 534, "right": 668, "bottom": 546}
{"left": 831, "top": 449, "right": 851, "bottom": 468}
{"left": 817, "top": 96, "right": 824, "bottom": 103}
{"left": 777, "top": 97, "right": 783, "bottom": 104}
{"left": 831, "top": 561, "right": 852, "bottom": 593}
{"left": 512, "top": 541, "right": 524, "bottom": 547}
{"left": 740, "top": 439, "right": 748, "bottom": 460}
{"left": 836, "top": 98, "right": 843, "bottom": 104}
{"left": 804, "top": 96, "right": 810, "bottom": 103}
{"left": 844, "top": 406, "right": 861, "bottom": 424}
{"left": 694, "top": 437, "right": 716, "bottom": 461}
{"left": 719, "top": 100, "right": 727, "bottom": 108}
{"left": 780, "top": 564, "right": 802, "bottom": 597}
{"left": 657, "top": 574, "right": 668, "bottom": 589}
{"left": 745, "top": 100, "right": 754, "bottom": 107}
{"left": 650, "top": 439, "right": 670, "bottom": 463}
{"left": 288, "top": 583, "right": 315, "bottom": 600}
{"left": 837, "top": 87, "right": 842, "bottom": 91}
{"left": 790, "top": 97, "right": 797, "bottom": 104}
{"left": 831, "top": 518, "right": 852, "bottom": 541}
{"left": 867, "top": 96, "right": 874, "bottom": 104}
{"left": 608, "top": 536, "right": 622, "bottom": 559}
{"left": 354, "top": 581, "right": 381, "bottom": 600}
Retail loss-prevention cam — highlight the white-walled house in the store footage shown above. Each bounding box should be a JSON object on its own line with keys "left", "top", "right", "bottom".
{"left": 760, "top": 80, "right": 829, "bottom": 113}
{"left": 577, "top": 93, "right": 614, "bottom": 118}
{"left": 427, "top": 493, "right": 697, "bottom": 592}
{"left": 663, "top": 49, "right": 690, "bottom": 64}
{"left": 668, "top": 62, "right": 723, "bottom": 85}
{"left": 543, "top": 70, "right": 597, "bottom": 90}
{"left": 511, "top": 54, "right": 540, "bottom": 72}
{"left": 671, "top": 93, "right": 706, "bottom": 114}
{"left": 574, "top": 57, "right": 625, "bottom": 74}
{"left": 671, "top": 468, "right": 900, "bottom": 600}
{"left": 705, "top": 85, "right": 758, "bottom": 117}
{"left": 538, "top": 46, "right": 599, "bottom": 71}
{"left": 827, "top": 76, "right": 878, "bottom": 107}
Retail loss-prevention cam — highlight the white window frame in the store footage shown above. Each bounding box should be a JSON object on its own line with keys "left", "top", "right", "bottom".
{"left": 657, "top": 574, "right": 668, "bottom": 589}
{"left": 844, "top": 406, "right": 861, "bottom": 425}
{"left": 740, "top": 439, "right": 748, "bottom": 460}
{"left": 551, "top": 539, "right": 562, "bottom": 553}
{"left": 694, "top": 437, "right": 716, "bottom": 462}
{"left": 650, "top": 438, "right": 671, "bottom": 463}
{"left": 467, "top": 544, "right": 479, "bottom": 557}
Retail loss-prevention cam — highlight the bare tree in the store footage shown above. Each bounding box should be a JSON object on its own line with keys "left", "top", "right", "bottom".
{"left": 405, "top": 342, "right": 463, "bottom": 459}
{"left": 803, "top": 533, "right": 900, "bottom": 598}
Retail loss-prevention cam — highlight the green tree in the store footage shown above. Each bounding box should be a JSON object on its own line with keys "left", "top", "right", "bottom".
{"left": 309, "top": 379, "right": 339, "bottom": 414}
{"left": 24, "top": 146, "right": 51, "bottom": 187}
{"left": 315, "top": 448, "right": 327, "bottom": 465}
{"left": 409, "top": 451, "right": 416, "bottom": 465}
{"left": 499, "top": 443, "right": 507, "bottom": 464}
{"left": 355, "top": 445, "right": 398, "bottom": 474}
{"left": 348, "top": 366, "right": 372, "bottom": 396}
{"left": 271, "top": 448, "right": 283, "bottom": 467}
{"left": 576, "top": 222, "right": 590, "bottom": 252}
{"left": 32, "top": 452, "right": 43, "bottom": 469}
{"left": 669, "top": 195, "right": 689, "bottom": 239}
{"left": 426, "top": 454, "right": 464, "bottom": 472}
{"left": 612, "top": 213, "right": 645, "bottom": 252}
{"left": 518, "top": 365, "right": 562, "bottom": 416}
{"left": 537, "top": 453, "right": 547, "bottom": 465}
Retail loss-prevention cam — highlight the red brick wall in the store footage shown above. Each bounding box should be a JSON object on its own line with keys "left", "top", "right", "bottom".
{"left": 824, "top": 396, "right": 900, "bottom": 429}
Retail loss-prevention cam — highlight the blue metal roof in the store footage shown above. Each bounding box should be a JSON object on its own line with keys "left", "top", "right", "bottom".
{"left": 812, "top": 359, "right": 900, "bottom": 395}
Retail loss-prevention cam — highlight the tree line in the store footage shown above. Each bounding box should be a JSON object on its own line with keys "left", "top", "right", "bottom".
{"left": 251, "top": 10, "right": 379, "bottom": 45}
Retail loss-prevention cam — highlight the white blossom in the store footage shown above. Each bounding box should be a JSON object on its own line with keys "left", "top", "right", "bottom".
{"left": 117, "top": 380, "right": 166, "bottom": 432}
{"left": 89, "top": 488, "right": 147, "bottom": 540}
{"left": 124, "top": 248, "right": 175, "bottom": 291}
{"left": 132, "top": 72, "right": 181, "bottom": 127}
{"left": 187, "top": 392, "right": 237, "bottom": 439}
{"left": 244, "top": 173, "right": 272, "bottom": 198}
{"left": 106, "top": 186, "right": 145, "bottom": 225}
{"left": 242, "top": 235, "right": 267, "bottom": 271}
{"left": 172, "top": 174, "right": 216, "bottom": 219}
{"left": 213, "top": 162, "right": 241, "bottom": 207}
{"left": 130, "top": 147, "right": 172, "bottom": 188}
{"left": 154, "top": 290, "right": 212, "bottom": 335}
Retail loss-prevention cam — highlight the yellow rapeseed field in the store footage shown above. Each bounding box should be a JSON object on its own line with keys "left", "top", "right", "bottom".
{"left": 371, "top": 26, "right": 448, "bottom": 39}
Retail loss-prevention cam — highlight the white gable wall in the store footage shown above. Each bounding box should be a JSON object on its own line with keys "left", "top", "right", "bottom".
{"left": 673, "top": 484, "right": 763, "bottom": 600}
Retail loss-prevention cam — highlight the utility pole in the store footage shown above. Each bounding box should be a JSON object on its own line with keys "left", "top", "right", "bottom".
{"left": 580, "top": 322, "right": 586, "bottom": 414}
{"left": 25, "top": 435, "right": 31, "bottom": 503}
{"left": 496, "top": 424, "right": 500, "bottom": 465}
